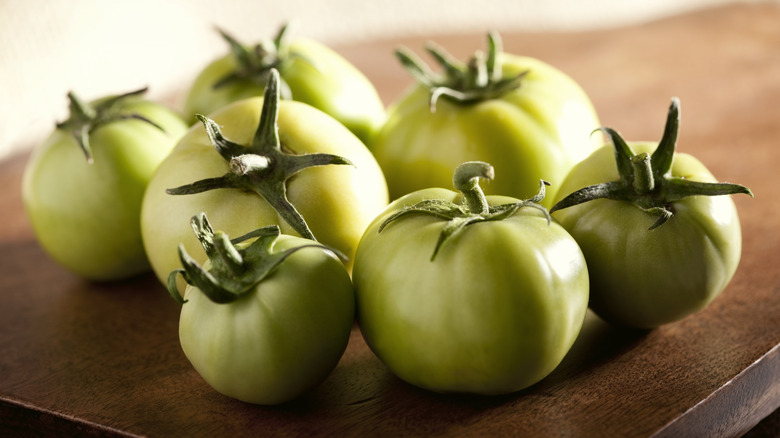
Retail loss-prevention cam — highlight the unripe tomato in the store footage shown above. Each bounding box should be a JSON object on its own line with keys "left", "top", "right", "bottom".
{"left": 551, "top": 98, "right": 752, "bottom": 328}
{"left": 22, "top": 89, "right": 187, "bottom": 280}
{"left": 168, "top": 214, "right": 354, "bottom": 404}
{"left": 353, "top": 162, "right": 589, "bottom": 394}
{"left": 371, "top": 32, "right": 601, "bottom": 205}
{"left": 142, "top": 70, "right": 388, "bottom": 284}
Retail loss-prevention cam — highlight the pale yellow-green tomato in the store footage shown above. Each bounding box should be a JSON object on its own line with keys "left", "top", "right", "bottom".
{"left": 353, "top": 162, "right": 589, "bottom": 395}
{"left": 141, "top": 96, "right": 389, "bottom": 285}
{"left": 178, "top": 234, "right": 355, "bottom": 405}
{"left": 22, "top": 93, "right": 187, "bottom": 280}
{"left": 372, "top": 49, "right": 601, "bottom": 206}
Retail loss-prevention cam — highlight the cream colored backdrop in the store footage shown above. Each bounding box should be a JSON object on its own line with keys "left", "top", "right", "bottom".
{"left": 0, "top": 0, "right": 753, "bottom": 159}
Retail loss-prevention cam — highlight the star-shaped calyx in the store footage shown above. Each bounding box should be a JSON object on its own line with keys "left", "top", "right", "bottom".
{"left": 211, "top": 23, "right": 311, "bottom": 100}
{"left": 395, "top": 31, "right": 528, "bottom": 112}
{"left": 167, "top": 212, "right": 342, "bottom": 304}
{"left": 379, "top": 161, "right": 551, "bottom": 261}
{"left": 55, "top": 87, "right": 164, "bottom": 163}
{"left": 166, "top": 68, "right": 353, "bottom": 241}
{"left": 550, "top": 97, "right": 753, "bottom": 230}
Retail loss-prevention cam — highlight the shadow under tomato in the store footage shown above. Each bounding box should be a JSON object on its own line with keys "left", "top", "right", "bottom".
{"left": 532, "top": 309, "right": 651, "bottom": 390}
{"left": 161, "top": 311, "right": 652, "bottom": 436}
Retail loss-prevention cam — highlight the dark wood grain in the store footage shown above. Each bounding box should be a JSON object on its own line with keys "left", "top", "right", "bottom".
{"left": 2, "top": 3, "right": 779, "bottom": 437}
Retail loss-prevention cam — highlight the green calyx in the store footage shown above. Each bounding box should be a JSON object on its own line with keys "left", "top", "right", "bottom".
{"left": 379, "top": 161, "right": 551, "bottom": 261}
{"left": 167, "top": 212, "right": 342, "bottom": 304}
{"left": 167, "top": 68, "right": 353, "bottom": 241}
{"left": 550, "top": 97, "right": 753, "bottom": 230}
{"left": 213, "top": 23, "right": 306, "bottom": 99}
{"left": 55, "top": 87, "right": 164, "bottom": 163}
{"left": 396, "top": 31, "right": 527, "bottom": 112}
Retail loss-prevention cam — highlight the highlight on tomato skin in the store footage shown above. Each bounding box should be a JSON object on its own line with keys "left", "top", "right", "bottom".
{"left": 551, "top": 97, "right": 753, "bottom": 329}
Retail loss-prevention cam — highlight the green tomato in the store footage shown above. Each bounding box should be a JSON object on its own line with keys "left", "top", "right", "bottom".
{"left": 142, "top": 71, "right": 388, "bottom": 285}
{"left": 183, "top": 25, "right": 386, "bottom": 145}
{"left": 371, "top": 32, "right": 601, "bottom": 205}
{"left": 22, "top": 89, "right": 187, "bottom": 281}
{"left": 353, "top": 162, "right": 589, "bottom": 395}
{"left": 551, "top": 98, "right": 752, "bottom": 329}
{"left": 168, "top": 214, "right": 354, "bottom": 405}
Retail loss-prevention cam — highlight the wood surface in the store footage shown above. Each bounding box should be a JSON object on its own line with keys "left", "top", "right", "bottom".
{"left": 1, "top": 3, "right": 779, "bottom": 437}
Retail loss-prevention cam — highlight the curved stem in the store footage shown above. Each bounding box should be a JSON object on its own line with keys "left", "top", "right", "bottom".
{"left": 452, "top": 161, "right": 494, "bottom": 215}
{"left": 379, "top": 161, "right": 552, "bottom": 261}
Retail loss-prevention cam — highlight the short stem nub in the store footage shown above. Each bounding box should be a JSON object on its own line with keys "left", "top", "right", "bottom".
{"left": 230, "top": 154, "right": 272, "bottom": 176}
{"left": 631, "top": 153, "right": 655, "bottom": 194}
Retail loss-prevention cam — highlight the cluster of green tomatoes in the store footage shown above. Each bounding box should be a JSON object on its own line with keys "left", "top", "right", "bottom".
{"left": 21, "top": 24, "right": 752, "bottom": 404}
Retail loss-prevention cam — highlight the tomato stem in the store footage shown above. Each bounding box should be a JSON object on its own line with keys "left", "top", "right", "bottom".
{"left": 230, "top": 154, "right": 272, "bottom": 176}
{"left": 395, "top": 32, "right": 528, "bottom": 112}
{"left": 166, "top": 69, "right": 353, "bottom": 242}
{"left": 213, "top": 25, "right": 287, "bottom": 88}
{"left": 379, "top": 161, "right": 551, "bottom": 261}
{"left": 551, "top": 97, "right": 753, "bottom": 230}
{"left": 630, "top": 153, "right": 655, "bottom": 194}
{"left": 55, "top": 88, "right": 164, "bottom": 163}
{"left": 167, "top": 212, "right": 343, "bottom": 304}
{"left": 211, "top": 23, "right": 316, "bottom": 100}
{"left": 452, "top": 161, "right": 494, "bottom": 215}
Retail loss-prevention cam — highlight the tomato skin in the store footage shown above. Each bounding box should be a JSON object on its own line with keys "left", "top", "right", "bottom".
{"left": 552, "top": 143, "right": 743, "bottom": 328}
{"left": 183, "top": 38, "right": 386, "bottom": 145}
{"left": 178, "top": 234, "right": 355, "bottom": 405}
{"left": 22, "top": 98, "right": 187, "bottom": 280}
{"left": 352, "top": 189, "right": 589, "bottom": 395}
{"left": 141, "top": 97, "right": 388, "bottom": 284}
{"left": 371, "top": 55, "right": 601, "bottom": 205}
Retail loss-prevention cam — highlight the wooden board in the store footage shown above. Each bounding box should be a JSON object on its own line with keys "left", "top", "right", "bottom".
{"left": 1, "top": 3, "right": 779, "bottom": 436}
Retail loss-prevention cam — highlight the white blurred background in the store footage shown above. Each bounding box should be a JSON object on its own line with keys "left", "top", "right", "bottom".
{"left": 0, "top": 0, "right": 758, "bottom": 159}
